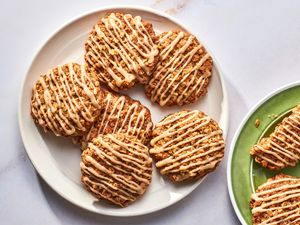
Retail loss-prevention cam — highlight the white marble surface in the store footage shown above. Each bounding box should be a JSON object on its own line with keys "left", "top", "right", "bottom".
{"left": 1, "top": 0, "right": 300, "bottom": 224}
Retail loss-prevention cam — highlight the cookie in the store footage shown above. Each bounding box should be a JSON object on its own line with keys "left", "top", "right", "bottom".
{"left": 85, "top": 12, "right": 159, "bottom": 92}
{"left": 250, "top": 105, "right": 300, "bottom": 170}
{"left": 31, "top": 63, "right": 103, "bottom": 137}
{"left": 250, "top": 174, "right": 300, "bottom": 225}
{"left": 149, "top": 110, "right": 225, "bottom": 182}
{"left": 145, "top": 30, "right": 213, "bottom": 106}
{"left": 80, "top": 133, "right": 152, "bottom": 207}
{"left": 77, "top": 90, "right": 153, "bottom": 147}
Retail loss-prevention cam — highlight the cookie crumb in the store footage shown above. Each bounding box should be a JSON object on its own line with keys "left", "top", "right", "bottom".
{"left": 254, "top": 119, "right": 260, "bottom": 128}
{"left": 267, "top": 114, "right": 278, "bottom": 119}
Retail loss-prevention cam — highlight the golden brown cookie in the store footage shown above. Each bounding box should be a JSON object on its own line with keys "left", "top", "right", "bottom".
{"left": 250, "top": 174, "right": 300, "bottom": 225}
{"left": 149, "top": 110, "right": 225, "bottom": 182}
{"left": 80, "top": 133, "right": 152, "bottom": 207}
{"left": 77, "top": 90, "right": 153, "bottom": 148}
{"left": 85, "top": 12, "right": 159, "bottom": 92}
{"left": 250, "top": 105, "right": 300, "bottom": 170}
{"left": 31, "top": 63, "right": 103, "bottom": 137}
{"left": 145, "top": 30, "right": 213, "bottom": 106}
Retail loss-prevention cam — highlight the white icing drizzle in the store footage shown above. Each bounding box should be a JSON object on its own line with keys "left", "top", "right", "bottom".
{"left": 251, "top": 176, "right": 300, "bottom": 225}
{"left": 85, "top": 13, "right": 158, "bottom": 90}
{"left": 147, "top": 31, "right": 211, "bottom": 106}
{"left": 80, "top": 134, "right": 152, "bottom": 207}
{"left": 84, "top": 92, "right": 152, "bottom": 144}
{"left": 253, "top": 106, "right": 300, "bottom": 168}
{"left": 149, "top": 110, "right": 224, "bottom": 180}
{"left": 31, "top": 63, "right": 100, "bottom": 136}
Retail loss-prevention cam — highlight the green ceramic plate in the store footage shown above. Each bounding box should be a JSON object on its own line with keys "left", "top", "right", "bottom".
{"left": 227, "top": 82, "right": 300, "bottom": 225}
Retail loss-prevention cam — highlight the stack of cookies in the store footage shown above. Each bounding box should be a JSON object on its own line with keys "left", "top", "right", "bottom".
{"left": 30, "top": 12, "right": 225, "bottom": 207}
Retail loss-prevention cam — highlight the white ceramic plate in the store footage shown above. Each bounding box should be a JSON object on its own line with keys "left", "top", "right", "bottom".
{"left": 19, "top": 6, "right": 229, "bottom": 216}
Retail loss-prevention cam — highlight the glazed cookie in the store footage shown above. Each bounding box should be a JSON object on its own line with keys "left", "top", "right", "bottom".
{"left": 85, "top": 12, "right": 159, "bottom": 91}
{"left": 31, "top": 63, "right": 103, "bottom": 137}
{"left": 149, "top": 110, "right": 225, "bottom": 182}
{"left": 250, "top": 174, "right": 300, "bottom": 225}
{"left": 80, "top": 133, "right": 152, "bottom": 207}
{"left": 77, "top": 90, "right": 153, "bottom": 148}
{"left": 250, "top": 105, "right": 300, "bottom": 170}
{"left": 145, "top": 30, "right": 213, "bottom": 106}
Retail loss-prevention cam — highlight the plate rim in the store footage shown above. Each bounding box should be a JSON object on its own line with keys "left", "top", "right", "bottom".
{"left": 227, "top": 81, "right": 300, "bottom": 225}
{"left": 18, "top": 5, "right": 229, "bottom": 216}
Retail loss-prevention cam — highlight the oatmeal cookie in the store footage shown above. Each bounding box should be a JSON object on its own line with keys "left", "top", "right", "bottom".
{"left": 149, "top": 110, "right": 225, "bottom": 182}
{"left": 77, "top": 90, "right": 153, "bottom": 147}
{"left": 85, "top": 12, "right": 159, "bottom": 91}
{"left": 250, "top": 174, "right": 300, "bottom": 225}
{"left": 80, "top": 133, "right": 152, "bottom": 207}
{"left": 145, "top": 30, "right": 213, "bottom": 106}
{"left": 31, "top": 63, "right": 103, "bottom": 137}
{"left": 250, "top": 105, "right": 300, "bottom": 170}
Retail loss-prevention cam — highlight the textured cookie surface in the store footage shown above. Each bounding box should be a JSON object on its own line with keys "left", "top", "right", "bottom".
{"left": 78, "top": 91, "right": 153, "bottom": 147}
{"left": 31, "top": 63, "right": 103, "bottom": 137}
{"left": 145, "top": 31, "right": 213, "bottom": 106}
{"left": 250, "top": 174, "right": 300, "bottom": 225}
{"left": 80, "top": 133, "right": 152, "bottom": 207}
{"left": 250, "top": 105, "right": 300, "bottom": 170}
{"left": 85, "top": 12, "right": 159, "bottom": 91}
{"left": 150, "top": 110, "right": 225, "bottom": 182}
